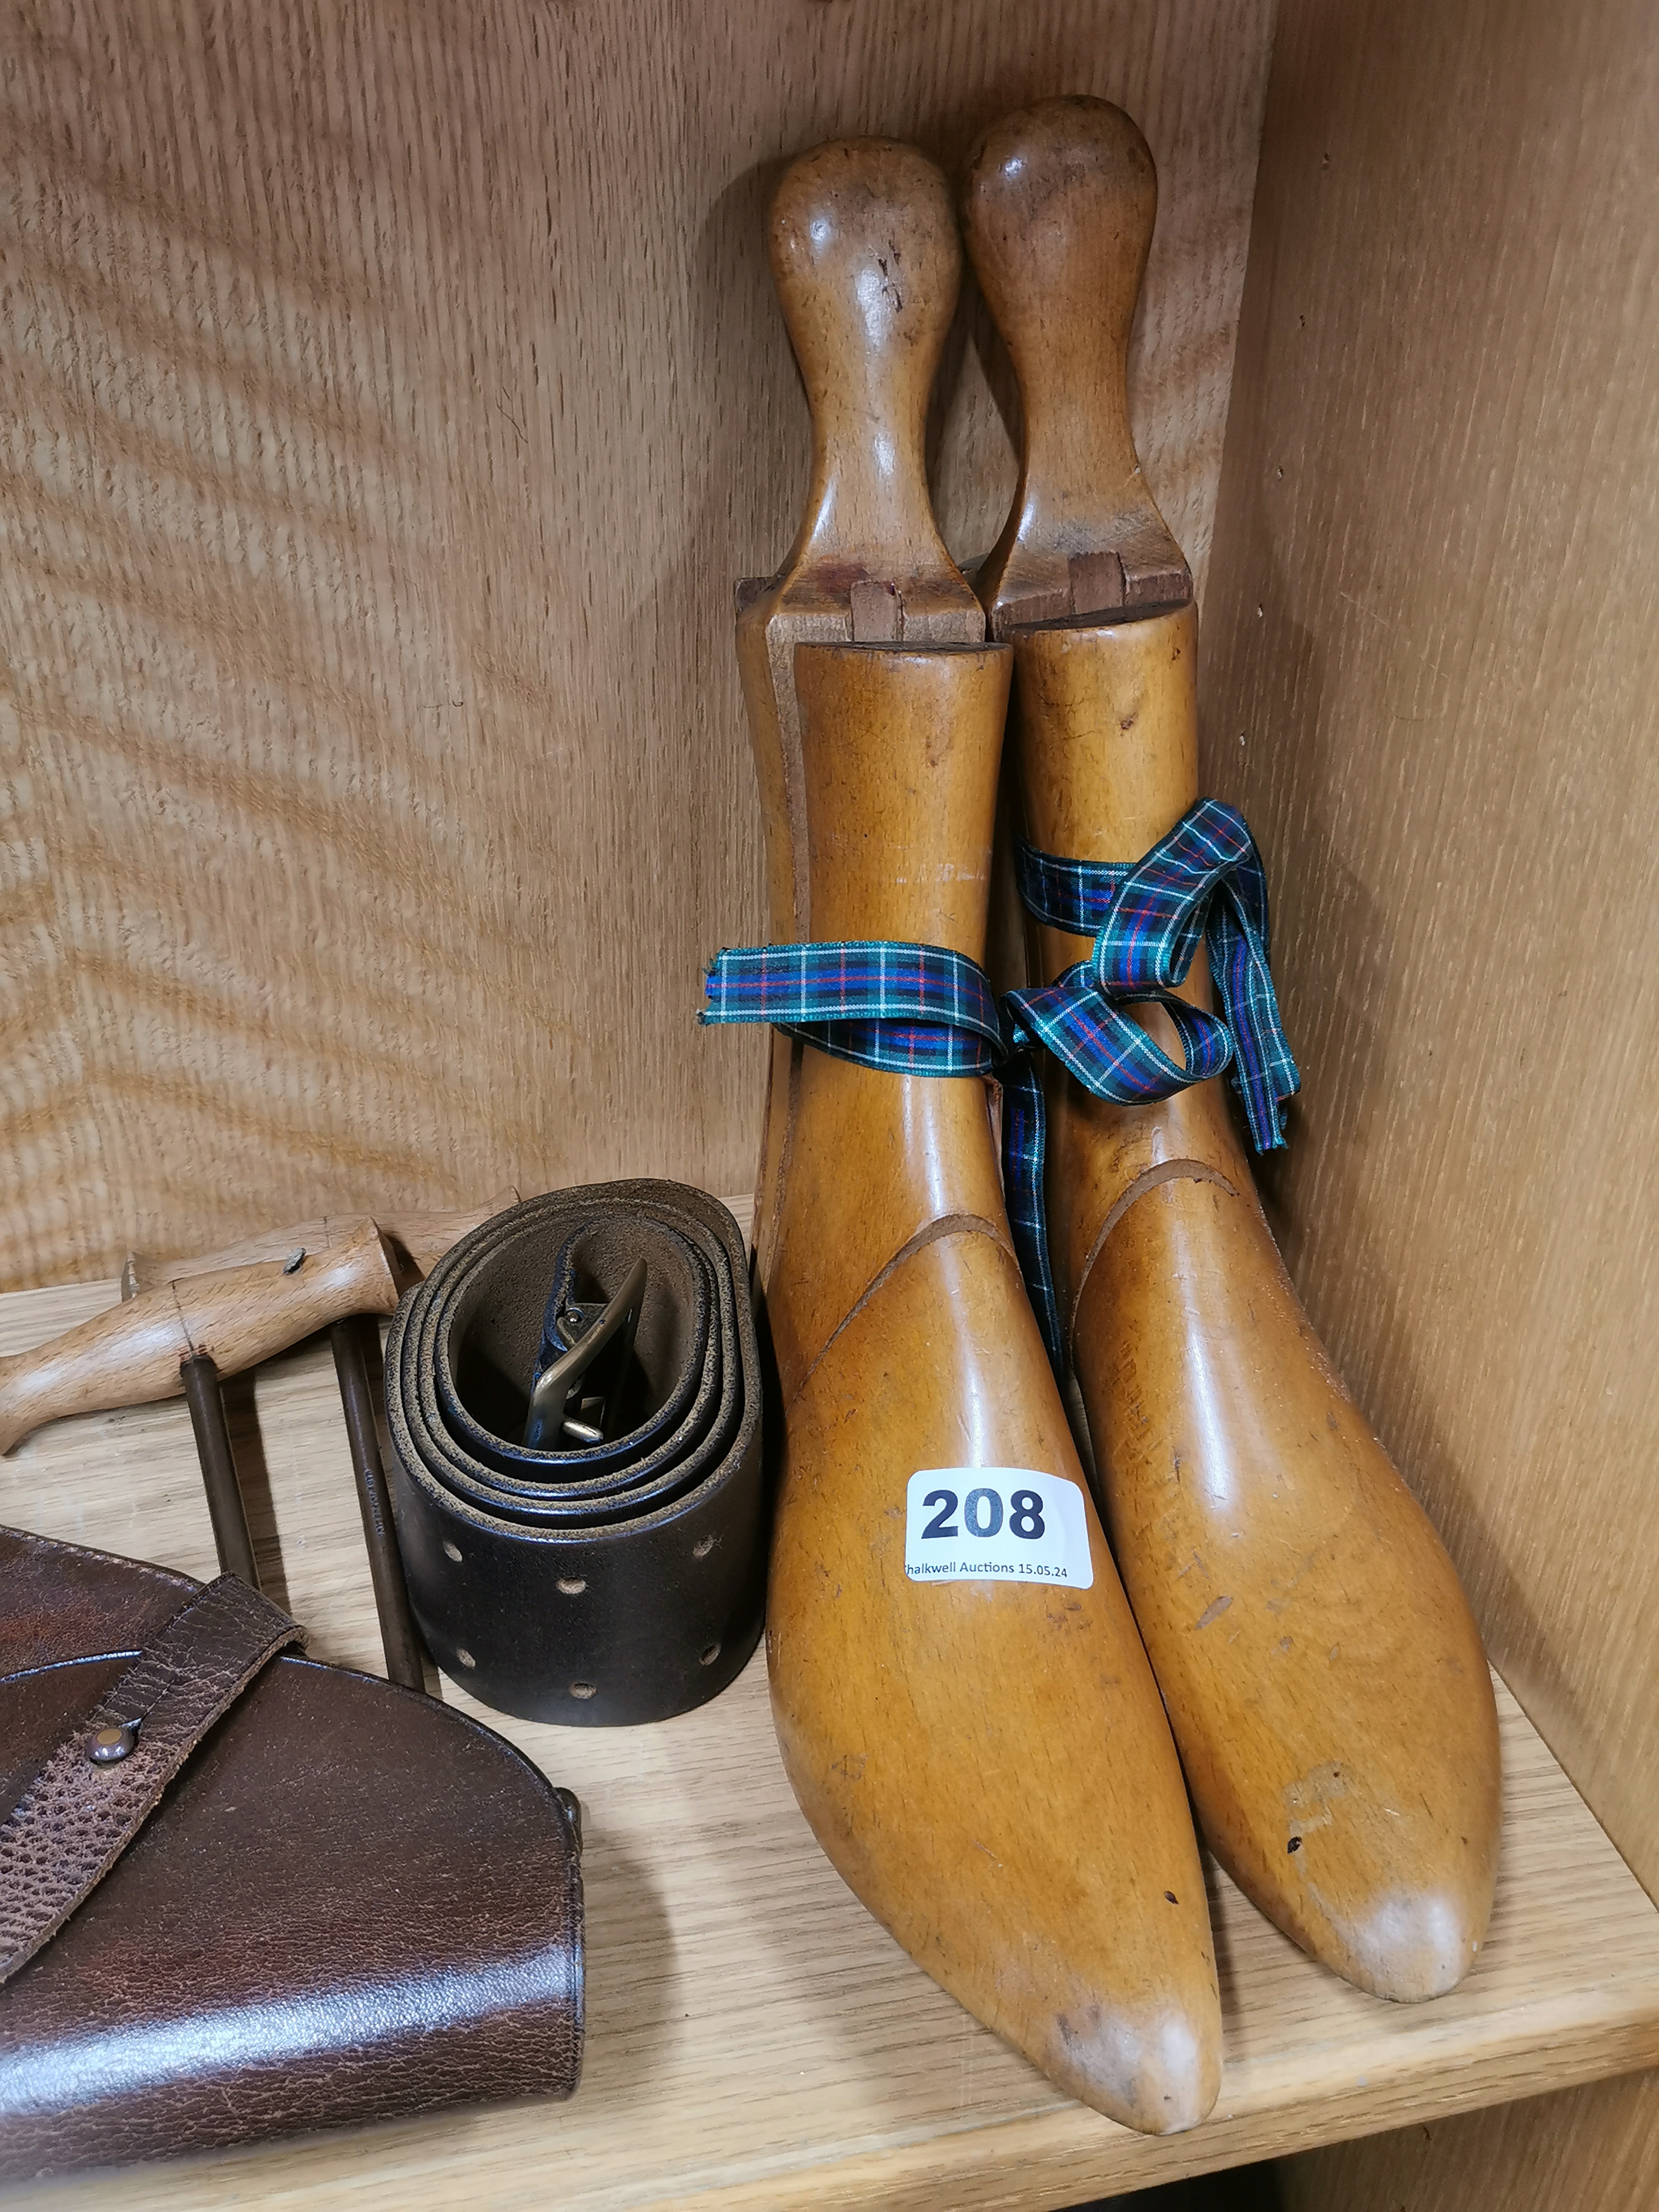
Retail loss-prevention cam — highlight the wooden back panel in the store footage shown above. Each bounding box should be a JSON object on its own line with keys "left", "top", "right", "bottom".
{"left": 1206, "top": 0, "right": 1659, "bottom": 2196}
{"left": 0, "top": 0, "right": 1278, "bottom": 1288}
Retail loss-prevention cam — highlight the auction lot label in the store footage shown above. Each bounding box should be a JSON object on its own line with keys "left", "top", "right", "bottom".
{"left": 903, "top": 1468, "right": 1094, "bottom": 1589}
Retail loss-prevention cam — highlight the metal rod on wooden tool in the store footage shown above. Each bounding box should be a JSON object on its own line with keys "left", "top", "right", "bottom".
{"left": 329, "top": 1316, "right": 426, "bottom": 1693}
{"left": 1, "top": 1224, "right": 401, "bottom": 1459}
{"left": 179, "top": 1353, "right": 260, "bottom": 1589}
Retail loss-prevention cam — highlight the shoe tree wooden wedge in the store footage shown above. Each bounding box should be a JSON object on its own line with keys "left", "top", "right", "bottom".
{"left": 736, "top": 141, "right": 984, "bottom": 1294}
{"left": 960, "top": 96, "right": 1502, "bottom": 2002}
{"left": 739, "top": 141, "right": 1221, "bottom": 2131}
{"left": 766, "top": 640, "right": 1221, "bottom": 2131}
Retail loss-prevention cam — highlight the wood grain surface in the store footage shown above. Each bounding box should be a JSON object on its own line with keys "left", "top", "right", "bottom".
{"left": 1, "top": 1262, "right": 1658, "bottom": 2209}
{"left": 121, "top": 1188, "right": 516, "bottom": 1287}
{"left": 1200, "top": 0, "right": 1659, "bottom": 2197}
{"left": 1279, "top": 2070, "right": 1659, "bottom": 2212}
{"left": 0, "top": 0, "right": 1275, "bottom": 1291}
{"left": 1008, "top": 609, "right": 1500, "bottom": 2008}
{"left": 763, "top": 645, "right": 1221, "bottom": 2132}
{"left": 961, "top": 98, "right": 1191, "bottom": 627}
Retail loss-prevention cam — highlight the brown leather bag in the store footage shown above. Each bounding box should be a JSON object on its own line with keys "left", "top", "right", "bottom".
{"left": 0, "top": 1524, "right": 583, "bottom": 2180}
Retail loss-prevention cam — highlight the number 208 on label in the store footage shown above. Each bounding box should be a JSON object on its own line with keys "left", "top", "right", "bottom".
{"left": 902, "top": 1468, "right": 1094, "bottom": 1589}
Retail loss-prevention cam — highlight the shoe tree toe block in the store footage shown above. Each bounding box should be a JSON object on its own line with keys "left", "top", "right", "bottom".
{"left": 1011, "top": 606, "right": 1502, "bottom": 1999}
{"left": 769, "top": 1224, "right": 1221, "bottom": 2131}
{"left": 759, "top": 637, "right": 1222, "bottom": 2130}
{"left": 1081, "top": 1172, "right": 1501, "bottom": 2000}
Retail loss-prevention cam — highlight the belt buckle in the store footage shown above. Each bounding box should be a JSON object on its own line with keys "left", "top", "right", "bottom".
{"left": 522, "top": 1256, "right": 648, "bottom": 1452}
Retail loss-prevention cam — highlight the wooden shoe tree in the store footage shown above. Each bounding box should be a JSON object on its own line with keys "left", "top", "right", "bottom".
{"left": 736, "top": 140, "right": 984, "bottom": 1293}
{"left": 766, "top": 640, "right": 1221, "bottom": 2132}
{"left": 960, "top": 96, "right": 1502, "bottom": 2002}
{"left": 743, "top": 142, "right": 1222, "bottom": 2131}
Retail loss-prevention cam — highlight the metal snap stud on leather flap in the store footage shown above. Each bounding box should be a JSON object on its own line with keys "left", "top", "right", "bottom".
{"left": 87, "top": 1721, "right": 140, "bottom": 1766}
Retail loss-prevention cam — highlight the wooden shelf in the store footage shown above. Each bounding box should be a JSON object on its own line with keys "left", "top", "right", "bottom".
{"left": 3, "top": 1264, "right": 1657, "bottom": 2210}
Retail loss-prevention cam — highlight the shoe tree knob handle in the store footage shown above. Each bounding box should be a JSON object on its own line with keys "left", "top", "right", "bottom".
{"left": 770, "top": 139, "right": 962, "bottom": 592}
{"left": 960, "top": 96, "right": 1190, "bottom": 629}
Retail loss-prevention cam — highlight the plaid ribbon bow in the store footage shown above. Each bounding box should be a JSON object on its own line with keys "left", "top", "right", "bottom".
{"left": 1016, "top": 798, "right": 1300, "bottom": 1156}
{"left": 700, "top": 800, "right": 1296, "bottom": 1371}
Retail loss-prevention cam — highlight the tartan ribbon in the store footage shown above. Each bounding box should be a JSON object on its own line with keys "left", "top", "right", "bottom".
{"left": 1016, "top": 798, "right": 1300, "bottom": 1154}
{"left": 700, "top": 940, "right": 1003, "bottom": 1075}
{"left": 699, "top": 802, "right": 1296, "bottom": 1369}
{"left": 700, "top": 939, "right": 1064, "bottom": 1359}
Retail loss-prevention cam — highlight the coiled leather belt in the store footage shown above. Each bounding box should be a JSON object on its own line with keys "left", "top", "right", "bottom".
{"left": 384, "top": 1182, "right": 765, "bottom": 1726}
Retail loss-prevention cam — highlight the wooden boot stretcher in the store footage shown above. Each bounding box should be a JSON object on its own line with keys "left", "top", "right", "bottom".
{"left": 961, "top": 96, "right": 1502, "bottom": 2000}
{"left": 728, "top": 141, "right": 1221, "bottom": 2131}
{"left": 737, "top": 139, "right": 986, "bottom": 1295}
{"left": 1, "top": 1198, "right": 509, "bottom": 1687}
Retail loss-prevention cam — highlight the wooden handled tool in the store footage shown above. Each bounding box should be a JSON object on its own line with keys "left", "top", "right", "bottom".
{"left": 119, "top": 1191, "right": 518, "bottom": 1296}
{"left": 121, "top": 1196, "right": 514, "bottom": 1685}
{"left": 961, "top": 96, "right": 1501, "bottom": 2002}
{"left": 748, "top": 143, "right": 1221, "bottom": 2134}
{"left": 736, "top": 140, "right": 984, "bottom": 1289}
{"left": 0, "top": 1221, "right": 400, "bottom": 1456}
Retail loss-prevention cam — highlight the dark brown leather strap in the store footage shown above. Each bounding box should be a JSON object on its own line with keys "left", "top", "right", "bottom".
{"left": 384, "top": 1181, "right": 765, "bottom": 1726}
{"left": 0, "top": 1574, "right": 301, "bottom": 1984}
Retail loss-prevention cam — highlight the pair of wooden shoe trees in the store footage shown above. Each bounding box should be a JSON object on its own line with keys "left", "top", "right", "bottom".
{"left": 734, "top": 99, "right": 1501, "bottom": 2135}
